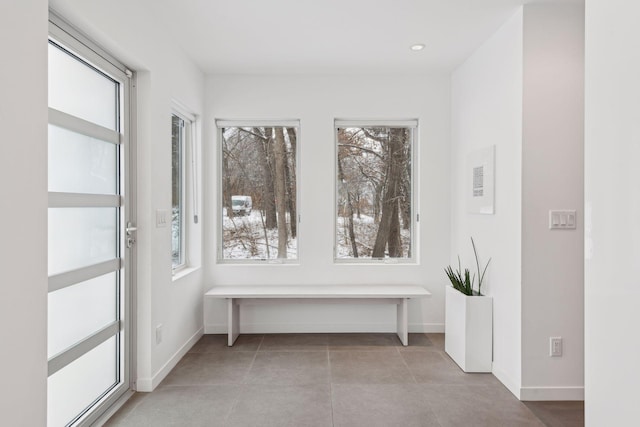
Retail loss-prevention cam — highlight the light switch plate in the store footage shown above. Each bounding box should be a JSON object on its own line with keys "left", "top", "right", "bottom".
{"left": 156, "top": 209, "right": 169, "bottom": 227}
{"left": 549, "top": 210, "right": 576, "bottom": 230}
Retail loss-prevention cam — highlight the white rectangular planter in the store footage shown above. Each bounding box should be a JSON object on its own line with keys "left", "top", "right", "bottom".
{"left": 445, "top": 285, "right": 493, "bottom": 373}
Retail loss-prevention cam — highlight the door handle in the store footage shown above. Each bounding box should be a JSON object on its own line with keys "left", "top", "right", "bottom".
{"left": 126, "top": 222, "right": 137, "bottom": 248}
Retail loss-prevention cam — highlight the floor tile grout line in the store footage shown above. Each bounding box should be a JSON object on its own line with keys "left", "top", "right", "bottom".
{"left": 327, "top": 346, "right": 336, "bottom": 427}
{"left": 106, "top": 334, "right": 580, "bottom": 426}
{"left": 396, "top": 346, "right": 419, "bottom": 384}
{"left": 255, "top": 334, "right": 265, "bottom": 352}
{"left": 223, "top": 383, "right": 246, "bottom": 425}
{"left": 224, "top": 341, "right": 262, "bottom": 426}
{"left": 241, "top": 346, "right": 261, "bottom": 385}
{"left": 416, "top": 385, "right": 446, "bottom": 427}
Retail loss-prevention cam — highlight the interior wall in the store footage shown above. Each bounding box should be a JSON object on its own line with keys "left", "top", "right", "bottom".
{"left": 521, "top": 2, "right": 585, "bottom": 400}
{"left": 451, "top": 9, "right": 524, "bottom": 396}
{"left": 0, "top": 0, "right": 48, "bottom": 424}
{"left": 203, "top": 74, "right": 451, "bottom": 333}
{"left": 585, "top": 0, "right": 640, "bottom": 424}
{"left": 49, "top": 0, "right": 206, "bottom": 391}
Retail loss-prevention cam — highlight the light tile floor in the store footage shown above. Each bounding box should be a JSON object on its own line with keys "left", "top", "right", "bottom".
{"left": 105, "top": 333, "right": 583, "bottom": 427}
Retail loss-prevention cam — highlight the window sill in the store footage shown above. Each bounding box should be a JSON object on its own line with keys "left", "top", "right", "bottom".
{"left": 172, "top": 266, "right": 201, "bottom": 282}
{"left": 334, "top": 259, "right": 417, "bottom": 265}
{"left": 217, "top": 259, "right": 300, "bottom": 266}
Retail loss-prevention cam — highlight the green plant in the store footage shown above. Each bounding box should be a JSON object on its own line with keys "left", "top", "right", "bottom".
{"left": 444, "top": 237, "right": 491, "bottom": 296}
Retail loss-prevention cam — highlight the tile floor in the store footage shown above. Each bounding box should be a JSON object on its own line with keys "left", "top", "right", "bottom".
{"left": 104, "top": 333, "right": 583, "bottom": 427}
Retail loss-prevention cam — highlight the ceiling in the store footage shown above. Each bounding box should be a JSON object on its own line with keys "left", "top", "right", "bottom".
{"left": 50, "top": 0, "right": 582, "bottom": 75}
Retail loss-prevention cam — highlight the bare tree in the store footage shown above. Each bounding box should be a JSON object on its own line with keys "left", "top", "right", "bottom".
{"left": 221, "top": 125, "right": 300, "bottom": 260}
{"left": 222, "top": 136, "right": 234, "bottom": 218}
{"left": 285, "top": 127, "right": 297, "bottom": 238}
{"left": 273, "top": 127, "right": 288, "bottom": 258}
{"left": 370, "top": 128, "right": 406, "bottom": 258}
{"left": 253, "top": 127, "right": 277, "bottom": 229}
{"left": 337, "top": 142, "right": 359, "bottom": 258}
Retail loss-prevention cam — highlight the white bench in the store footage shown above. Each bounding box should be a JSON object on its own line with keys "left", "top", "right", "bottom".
{"left": 205, "top": 285, "right": 431, "bottom": 347}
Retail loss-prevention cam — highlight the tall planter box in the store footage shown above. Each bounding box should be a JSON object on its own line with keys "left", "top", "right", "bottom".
{"left": 445, "top": 285, "right": 493, "bottom": 373}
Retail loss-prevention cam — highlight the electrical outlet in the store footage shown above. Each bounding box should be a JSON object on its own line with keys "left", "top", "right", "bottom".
{"left": 156, "top": 324, "right": 163, "bottom": 344}
{"left": 550, "top": 337, "right": 562, "bottom": 357}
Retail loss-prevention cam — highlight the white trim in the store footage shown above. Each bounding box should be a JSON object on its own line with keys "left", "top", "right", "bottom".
{"left": 216, "top": 119, "right": 300, "bottom": 128}
{"left": 47, "top": 13, "right": 136, "bottom": 426}
{"left": 48, "top": 259, "right": 120, "bottom": 292}
{"left": 171, "top": 112, "right": 188, "bottom": 271}
{"left": 217, "top": 123, "right": 300, "bottom": 262}
{"left": 171, "top": 100, "right": 196, "bottom": 123}
{"left": 171, "top": 266, "right": 201, "bottom": 282}
{"left": 49, "top": 108, "right": 120, "bottom": 144}
{"left": 48, "top": 14, "right": 127, "bottom": 78}
{"left": 335, "top": 118, "right": 418, "bottom": 128}
{"left": 48, "top": 321, "right": 120, "bottom": 376}
{"left": 204, "top": 322, "right": 444, "bottom": 334}
{"left": 333, "top": 122, "right": 418, "bottom": 263}
{"left": 91, "top": 390, "right": 135, "bottom": 427}
{"left": 520, "top": 387, "right": 584, "bottom": 401}
{"left": 48, "top": 192, "right": 121, "bottom": 208}
{"left": 136, "top": 327, "right": 203, "bottom": 392}
{"left": 491, "top": 365, "right": 521, "bottom": 399}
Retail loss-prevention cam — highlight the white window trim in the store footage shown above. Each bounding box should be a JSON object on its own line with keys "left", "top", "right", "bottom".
{"left": 171, "top": 103, "right": 197, "bottom": 274}
{"left": 216, "top": 120, "right": 301, "bottom": 264}
{"left": 333, "top": 119, "right": 419, "bottom": 264}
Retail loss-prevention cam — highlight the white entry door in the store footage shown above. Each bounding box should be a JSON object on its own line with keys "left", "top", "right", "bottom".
{"left": 47, "top": 16, "right": 135, "bottom": 427}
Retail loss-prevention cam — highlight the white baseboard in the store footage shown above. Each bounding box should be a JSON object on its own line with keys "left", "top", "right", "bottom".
{"left": 492, "top": 365, "right": 521, "bottom": 399}
{"left": 204, "top": 322, "right": 444, "bottom": 334}
{"left": 520, "top": 386, "right": 584, "bottom": 401}
{"left": 490, "top": 365, "right": 584, "bottom": 401}
{"left": 136, "top": 327, "right": 204, "bottom": 392}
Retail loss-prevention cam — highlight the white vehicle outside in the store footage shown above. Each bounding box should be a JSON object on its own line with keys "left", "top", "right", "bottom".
{"left": 231, "top": 195, "right": 252, "bottom": 216}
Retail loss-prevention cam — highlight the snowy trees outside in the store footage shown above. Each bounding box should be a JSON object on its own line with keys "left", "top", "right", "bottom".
{"left": 171, "top": 114, "right": 184, "bottom": 267}
{"left": 221, "top": 126, "right": 297, "bottom": 260}
{"left": 336, "top": 127, "right": 413, "bottom": 260}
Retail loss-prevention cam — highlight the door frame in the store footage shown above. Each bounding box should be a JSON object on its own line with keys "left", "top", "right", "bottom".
{"left": 48, "top": 11, "right": 137, "bottom": 426}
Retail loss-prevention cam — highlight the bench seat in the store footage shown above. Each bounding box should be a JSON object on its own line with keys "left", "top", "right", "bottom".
{"left": 205, "top": 285, "right": 431, "bottom": 346}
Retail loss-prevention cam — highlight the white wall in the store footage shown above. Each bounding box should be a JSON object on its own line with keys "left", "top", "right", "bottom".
{"left": 0, "top": 0, "right": 48, "bottom": 424}
{"left": 204, "top": 74, "right": 451, "bottom": 333}
{"left": 451, "top": 9, "right": 524, "bottom": 397}
{"left": 452, "top": 3, "right": 585, "bottom": 401}
{"left": 585, "top": 0, "right": 640, "bottom": 424}
{"left": 521, "top": 2, "right": 585, "bottom": 400}
{"left": 50, "top": 0, "right": 206, "bottom": 391}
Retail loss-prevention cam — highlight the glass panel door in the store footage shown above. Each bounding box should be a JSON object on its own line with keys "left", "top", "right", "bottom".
{"left": 47, "top": 26, "right": 133, "bottom": 427}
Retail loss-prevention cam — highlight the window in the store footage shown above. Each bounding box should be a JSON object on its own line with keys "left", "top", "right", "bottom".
{"left": 335, "top": 120, "right": 417, "bottom": 261}
{"left": 218, "top": 121, "right": 299, "bottom": 261}
{"left": 172, "top": 111, "right": 192, "bottom": 270}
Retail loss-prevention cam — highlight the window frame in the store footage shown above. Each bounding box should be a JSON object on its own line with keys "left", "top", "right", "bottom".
{"left": 216, "top": 119, "right": 301, "bottom": 264}
{"left": 333, "top": 119, "right": 419, "bottom": 264}
{"left": 171, "top": 106, "right": 195, "bottom": 273}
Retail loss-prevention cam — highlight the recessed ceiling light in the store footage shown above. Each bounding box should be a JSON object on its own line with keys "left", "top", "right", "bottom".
{"left": 410, "top": 44, "right": 425, "bottom": 51}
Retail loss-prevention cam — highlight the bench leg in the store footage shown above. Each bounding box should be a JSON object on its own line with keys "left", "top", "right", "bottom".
{"left": 397, "top": 298, "right": 409, "bottom": 346}
{"left": 227, "top": 298, "right": 240, "bottom": 346}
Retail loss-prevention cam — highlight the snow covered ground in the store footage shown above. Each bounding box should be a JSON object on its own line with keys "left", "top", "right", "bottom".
{"left": 222, "top": 210, "right": 297, "bottom": 260}
{"left": 336, "top": 214, "right": 411, "bottom": 259}
{"left": 221, "top": 211, "right": 410, "bottom": 260}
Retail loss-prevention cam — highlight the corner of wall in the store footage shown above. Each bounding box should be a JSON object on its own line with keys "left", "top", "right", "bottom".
{"left": 450, "top": 7, "right": 524, "bottom": 398}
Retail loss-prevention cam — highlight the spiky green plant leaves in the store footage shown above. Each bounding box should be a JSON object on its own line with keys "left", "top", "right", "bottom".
{"left": 445, "top": 238, "right": 491, "bottom": 296}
